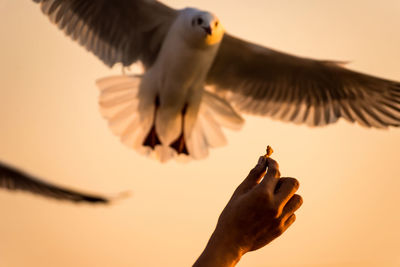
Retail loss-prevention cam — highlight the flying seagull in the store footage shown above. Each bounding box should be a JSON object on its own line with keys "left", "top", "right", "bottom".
{"left": 32, "top": 0, "right": 400, "bottom": 161}
{"left": 0, "top": 161, "right": 111, "bottom": 203}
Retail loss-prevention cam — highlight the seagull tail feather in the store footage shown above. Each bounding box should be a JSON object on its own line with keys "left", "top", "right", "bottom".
{"left": 96, "top": 76, "right": 244, "bottom": 162}
{"left": 185, "top": 90, "right": 245, "bottom": 160}
{"left": 97, "top": 74, "right": 155, "bottom": 154}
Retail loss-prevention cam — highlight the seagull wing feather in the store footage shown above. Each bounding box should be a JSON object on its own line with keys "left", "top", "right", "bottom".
{"left": 206, "top": 34, "right": 400, "bottom": 128}
{"left": 33, "top": 0, "right": 178, "bottom": 68}
{"left": 0, "top": 162, "right": 109, "bottom": 204}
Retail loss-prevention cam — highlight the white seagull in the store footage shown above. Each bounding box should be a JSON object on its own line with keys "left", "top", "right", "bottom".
{"left": 32, "top": 0, "right": 400, "bottom": 162}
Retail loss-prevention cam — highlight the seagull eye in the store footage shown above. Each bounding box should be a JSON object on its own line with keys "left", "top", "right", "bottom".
{"left": 197, "top": 18, "right": 203, "bottom": 25}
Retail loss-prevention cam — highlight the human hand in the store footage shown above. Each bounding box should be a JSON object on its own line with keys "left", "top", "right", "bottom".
{"left": 193, "top": 156, "right": 303, "bottom": 267}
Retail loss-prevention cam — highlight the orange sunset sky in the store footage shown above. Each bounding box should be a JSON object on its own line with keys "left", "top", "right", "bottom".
{"left": 0, "top": 1, "right": 399, "bottom": 266}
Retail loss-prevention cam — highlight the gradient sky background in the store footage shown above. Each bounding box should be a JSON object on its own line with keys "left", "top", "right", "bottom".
{"left": 1, "top": 1, "right": 399, "bottom": 266}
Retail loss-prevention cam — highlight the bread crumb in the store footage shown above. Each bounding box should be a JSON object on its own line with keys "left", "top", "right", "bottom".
{"left": 264, "top": 145, "right": 273, "bottom": 158}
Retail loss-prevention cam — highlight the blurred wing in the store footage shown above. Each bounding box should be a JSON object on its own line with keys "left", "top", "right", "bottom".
{"left": 206, "top": 34, "right": 400, "bottom": 128}
{"left": 0, "top": 162, "right": 109, "bottom": 204}
{"left": 33, "top": 0, "right": 177, "bottom": 67}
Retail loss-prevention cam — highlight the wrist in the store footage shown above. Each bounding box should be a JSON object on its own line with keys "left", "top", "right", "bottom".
{"left": 193, "top": 228, "right": 244, "bottom": 267}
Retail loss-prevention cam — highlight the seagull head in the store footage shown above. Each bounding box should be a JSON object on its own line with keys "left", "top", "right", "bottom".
{"left": 192, "top": 13, "right": 215, "bottom": 35}
{"left": 180, "top": 8, "right": 224, "bottom": 47}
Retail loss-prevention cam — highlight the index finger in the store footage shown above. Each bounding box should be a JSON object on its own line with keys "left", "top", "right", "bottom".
{"left": 236, "top": 156, "right": 268, "bottom": 193}
{"left": 258, "top": 157, "right": 281, "bottom": 193}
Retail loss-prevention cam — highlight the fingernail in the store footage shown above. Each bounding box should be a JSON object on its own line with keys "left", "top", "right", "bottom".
{"left": 257, "top": 156, "right": 266, "bottom": 166}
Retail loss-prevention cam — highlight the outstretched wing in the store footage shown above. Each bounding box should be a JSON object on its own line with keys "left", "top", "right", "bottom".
{"left": 0, "top": 162, "right": 109, "bottom": 203}
{"left": 33, "top": 0, "right": 177, "bottom": 68}
{"left": 206, "top": 34, "right": 400, "bottom": 128}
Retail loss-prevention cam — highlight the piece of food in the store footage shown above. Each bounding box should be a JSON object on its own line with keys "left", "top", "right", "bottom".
{"left": 264, "top": 145, "right": 273, "bottom": 158}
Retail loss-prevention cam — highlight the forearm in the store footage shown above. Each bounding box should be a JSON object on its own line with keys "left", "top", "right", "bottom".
{"left": 193, "top": 229, "right": 243, "bottom": 267}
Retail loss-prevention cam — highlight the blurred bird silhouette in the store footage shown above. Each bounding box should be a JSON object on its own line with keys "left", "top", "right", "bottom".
{"left": 32, "top": 0, "right": 400, "bottom": 162}
{"left": 0, "top": 162, "right": 111, "bottom": 203}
